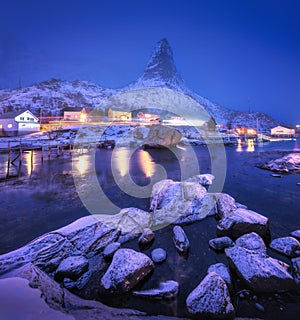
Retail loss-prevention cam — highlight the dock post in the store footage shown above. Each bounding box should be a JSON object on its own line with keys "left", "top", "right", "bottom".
{"left": 6, "top": 142, "right": 10, "bottom": 179}
{"left": 69, "top": 143, "right": 72, "bottom": 156}
{"left": 48, "top": 146, "right": 50, "bottom": 159}
{"left": 41, "top": 145, "right": 44, "bottom": 163}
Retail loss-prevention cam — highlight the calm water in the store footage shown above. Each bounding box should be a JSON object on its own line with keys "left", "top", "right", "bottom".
{"left": 0, "top": 137, "right": 299, "bottom": 319}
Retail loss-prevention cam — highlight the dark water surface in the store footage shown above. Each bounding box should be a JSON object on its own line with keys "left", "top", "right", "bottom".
{"left": 0, "top": 138, "right": 299, "bottom": 319}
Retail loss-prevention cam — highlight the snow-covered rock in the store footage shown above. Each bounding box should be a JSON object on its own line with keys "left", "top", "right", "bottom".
{"left": 186, "top": 272, "right": 235, "bottom": 319}
{"left": 291, "top": 257, "right": 300, "bottom": 284}
{"left": 151, "top": 248, "right": 167, "bottom": 263}
{"left": 209, "top": 237, "right": 234, "bottom": 251}
{"left": 270, "top": 236, "right": 300, "bottom": 258}
{"left": 186, "top": 173, "right": 215, "bottom": 186}
{"left": 207, "top": 263, "right": 232, "bottom": 289}
{"left": 103, "top": 242, "right": 121, "bottom": 259}
{"left": 143, "top": 124, "right": 182, "bottom": 148}
{"left": 150, "top": 179, "right": 208, "bottom": 229}
{"left": 225, "top": 246, "right": 297, "bottom": 292}
{"left": 257, "top": 153, "right": 300, "bottom": 174}
{"left": 216, "top": 208, "right": 270, "bottom": 240}
{"left": 235, "top": 232, "right": 267, "bottom": 253}
{"left": 100, "top": 249, "right": 154, "bottom": 293}
{"left": 138, "top": 228, "right": 155, "bottom": 245}
{"left": 290, "top": 230, "right": 300, "bottom": 242}
{"left": 172, "top": 226, "right": 190, "bottom": 255}
{"left": 216, "top": 193, "right": 237, "bottom": 219}
{"left": 54, "top": 256, "right": 89, "bottom": 281}
{"left": 133, "top": 280, "right": 179, "bottom": 300}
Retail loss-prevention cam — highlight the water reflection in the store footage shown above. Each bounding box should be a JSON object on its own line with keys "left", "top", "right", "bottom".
{"left": 137, "top": 150, "right": 155, "bottom": 178}
{"left": 23, "top": 151, "right": 34, "bottom": 175}
{"left": 246, "top": 139, "right": 255, "bottom": 152}
{"left": 236, "top": 139, "right": 243, "bottom": 152}
{"left": 112, "top": 148, "right": 130, "bottom": 177}
{"left": 73, "top": 154, "right": 90, "bottom": 176}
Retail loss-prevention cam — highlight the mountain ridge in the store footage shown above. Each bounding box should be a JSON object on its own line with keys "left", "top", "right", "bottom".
{"left": 0, "top": 39, "right": 283, "bottom": 130}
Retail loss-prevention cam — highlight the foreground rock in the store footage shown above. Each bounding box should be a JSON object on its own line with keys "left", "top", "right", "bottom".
{"left": 207, "top": 263, "right": 232, "bottom": 289}
{"left": 151, "top": 248, "right": 167, "bottom": 263}
{"left": 55, "top": 256, "right": 89, "bottom": 281}
{"left": 209, "top": 236, "right": 234, "bottom": 251}
{"left": 216, "top": 193, "right": 237, "bottom": 218}
{"left": 150, "top": 178, "right": 209, "bottom": 228}
{"left": 100, "top": 249, "right": 154, "bottom": 293}
{"left": 292, "top": 257, "right": 300, "bottom": 284}
{"left": 217, "top": 208, "right": 270, "bottom": 240}
{"left": 133, "top": 280, "right": 179, "bottom": 300}
{"left": 103, "top": 242, "right": 121, "bottom": 259}
{"left": 235, "top": 232, "right": 267, "bottom": 253}
{"left": 186, "top": 272, "right": 235, "bottom": 319}
{"left": 186, "top": 173, "right": 215, "bottom": 186}
{"left": 270, "top": 236, "right": 300, "bottom": 258}
{"left": 257, "top": 153, "right": 300, "bottom": 173}
{"left": 225, "top": 246, "right": 297, "bottom": 292}
{"left": 290, "top": 230, "right": 300, "bottom": 242}
{"left": 172, "top": 226, "right": 190, "bottom": 255}
{"left": 138, "top": 228, "right": 155, "bottom": 245}
{"left": 143, "top": 124, "right": 182, "bottom": 148}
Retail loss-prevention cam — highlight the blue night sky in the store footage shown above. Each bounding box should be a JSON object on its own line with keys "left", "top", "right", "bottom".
{"left": 1, "top": 0, "right": 299, "bottom": 124}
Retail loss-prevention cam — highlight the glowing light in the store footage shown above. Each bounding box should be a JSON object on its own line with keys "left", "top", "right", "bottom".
{"left": 246, "top": 139, "right": 255, "bottom": 152}
{"left": 137, "top": 150, "right": 155, "bottom": 178}
{"left": 236, "top": 138, "right": 243, "bottom": 152}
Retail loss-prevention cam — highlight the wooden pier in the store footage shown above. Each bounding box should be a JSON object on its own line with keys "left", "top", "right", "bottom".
{"left": 0, "top": 139, "right": 115, "bottom": 180}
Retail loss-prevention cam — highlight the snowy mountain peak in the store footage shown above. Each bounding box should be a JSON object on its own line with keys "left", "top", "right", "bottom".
{"left": 126, "top": 38, "right": 186, "bottom": 90}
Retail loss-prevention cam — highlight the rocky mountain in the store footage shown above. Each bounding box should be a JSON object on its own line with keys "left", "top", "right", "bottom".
{"left": 0, "top": 38, "right": 282, "bottom": 129}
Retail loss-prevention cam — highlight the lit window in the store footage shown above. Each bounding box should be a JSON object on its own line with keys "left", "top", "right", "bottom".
{"left": 7, "top": 123, "right": 13, "bottom": 128}
{"left": 0, "top": 124, "right": 2, "bottom": 128}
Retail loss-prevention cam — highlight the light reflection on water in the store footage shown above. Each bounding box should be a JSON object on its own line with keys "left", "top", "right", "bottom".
{"left": 136, "top": 150, "right": 155, "bottom": 178}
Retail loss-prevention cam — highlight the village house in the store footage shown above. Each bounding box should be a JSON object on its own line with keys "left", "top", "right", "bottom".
{"left": 270, "top": 125, "right": 296, "bottom": 137}
{"left": 107, "top": 108, "right": 132, "bottom": 121}
{"left": 0, "top": 109, "right": 40, "bottom": 137}
{"left": 63, "top": 107, "right": 87, "bottom": 122}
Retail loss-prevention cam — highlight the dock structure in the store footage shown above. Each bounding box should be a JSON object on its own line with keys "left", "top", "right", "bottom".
{"left": 0, "top": 139, "right": 115, "bottom": 180}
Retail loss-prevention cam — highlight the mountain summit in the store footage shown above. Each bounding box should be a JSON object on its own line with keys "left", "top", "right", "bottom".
{"left": 127, "top": 38, "right": 186, "bottom": 91}
{"left": 0, "top": 38, "right": 282, "bottom": 129}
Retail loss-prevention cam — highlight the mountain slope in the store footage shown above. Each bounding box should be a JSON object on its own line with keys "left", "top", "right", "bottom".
{"left": 0, "top": 38, "right": 282, "bottom": 129}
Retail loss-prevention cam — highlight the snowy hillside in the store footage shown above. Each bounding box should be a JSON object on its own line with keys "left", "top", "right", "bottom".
{"left": 0, "top": 38, "right": 283, "bottom": 129}
{"left": 0, "top": 78, "right": 116, "bottom": 117}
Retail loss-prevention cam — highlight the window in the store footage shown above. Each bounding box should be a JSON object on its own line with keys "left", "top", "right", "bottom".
{"left": 0, "top": 124, "right": 2, "bottom": 128}
{"left": 27, "top": 117, "right": 30, "bottom": 120}
{"left": 20, "top": 117, "right": 24, "bottom": 120}
{"left": 7, "top": 123, "right": 13, "bottom": 128}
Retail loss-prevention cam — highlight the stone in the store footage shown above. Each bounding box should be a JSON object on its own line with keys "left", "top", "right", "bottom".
{"left": 151, "top": 248, "right": 167, "bottom": 263}
{"left": 143, "top": 124, "right": 182, "bottom": 148}
{"left": 208, "top": 263, "right": 232, "bottom": 289}
{"left": 209, "top": 236, "right": 234, "bottom": 251}
{"left": 186, "top": 174, "right": 215, "bottom": 186}
{"left": 216, "top": 208, "right": 270, "bottom": 240}
{"left": 216, "top": 193, "right": 237, "bottom": 219}
{"left": 103, "top": 242, "right": 121, "bottom": 259}
{"left": 138, "top": 228, "right": 155, "bottom": 245}
{"left": 150, "top": 179, "right": 208, "bottom": 229}
{"left": 291, "top": 257, "right": 300, "bottom": 284}
{"left": 235, "top": 232, "right": 267, "bottom": 253}
{"left": 257, "top": 153, "right": 300, "bottom": 173}
{"left": 133, "top": 280, "right": 179, "bottom": 300}
{"left": 225, "top": 246, "right": 297, "bottom": 292}
{"left": 290, "top": 230, "right": 300, "bottom": 242}
{"left": 55, "top": 256, "right": 89, "bottom": 281}
{"left": 270, "top": 236, "right": 300, "bottom": 258}
{"left": 100, "top": 249, "right": 154, "bottom": 293}
{"left": 172, "top": 226, "right": 189, "bottom": 255}
{"left": 186, "top": 272, "right": 235, "bottom": 319}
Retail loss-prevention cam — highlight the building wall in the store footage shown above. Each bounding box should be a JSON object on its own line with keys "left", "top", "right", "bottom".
{"left": 108, "top": 108, "right": 132, "bottom": 121}
{"left": 64, "top": 111, "right": 81, "bottom": 121}
{"left": 18, "top": 122, "right": 40, "bottom": 133}
{"left": 271, "top": 126, "right": 295, "bottom": 136}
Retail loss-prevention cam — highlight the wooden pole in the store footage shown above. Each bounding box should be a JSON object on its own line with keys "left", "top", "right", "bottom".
{"left": 41, "top": 145, "right": 44, "bottom": 163}
{"left": 6, "top": 142, "right": 10, "bottom": 179}
{"left": 48, "top": 146, "right": 50, "bottom": 159}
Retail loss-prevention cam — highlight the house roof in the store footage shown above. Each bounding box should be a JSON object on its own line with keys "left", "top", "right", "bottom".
{"left": 0, "top": 109, "right": 35, "bottom": 119}
{"left": 63, "top": 107, "right": 85, "bottom": 112}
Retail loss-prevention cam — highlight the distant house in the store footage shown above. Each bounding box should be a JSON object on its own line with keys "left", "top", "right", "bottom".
{"left": 108, "top": 108, "right": 132, "bottom": 121}
{"left": 63, "top": 107, "right": 87, "bottom": 122}
{"left": 270, "top": 126, "right": 295, "bottom": 137}
{"left": 235, "top": 127, "right": 257, "bottom": 135}
{"left": 0, "top": 109, "right": 40, "bottom": 137}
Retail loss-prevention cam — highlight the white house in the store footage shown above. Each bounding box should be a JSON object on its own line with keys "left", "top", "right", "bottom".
{"left": 270, "top": 125, "right": 296, "bottom": 137}
{"left": 0, "top": 110, "right": 40, "bottom": 137}
{"left": 63, "top": 107, "right": 87, "bottom": 122}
